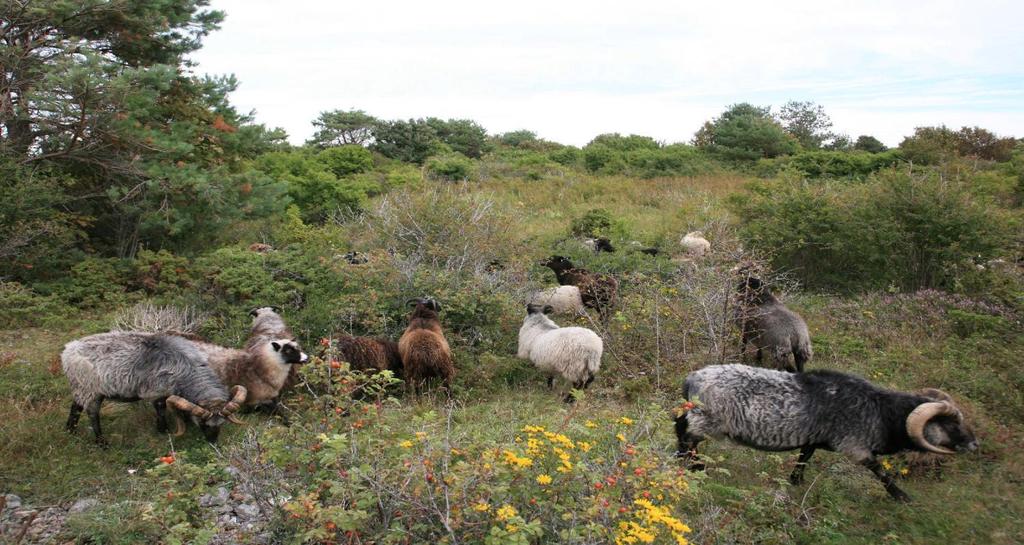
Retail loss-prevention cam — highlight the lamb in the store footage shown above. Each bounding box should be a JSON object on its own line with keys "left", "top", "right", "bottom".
{"left": 525, "top": 285, "right": 586, "bottom": 316}
{"left": 680, "top": 231, "right": 710, "bottom": 257}
{"left": 674, "top": 364, "right": 979, "bottom": 501}
{"left": 61, "top": 331, "right": 247, "bottom": 445}
{"left": 517, "top": 304, "right": 602, "bottom": 402}
{"left": 398, "top": 298, "right": 454, "bottom": 393}
{"left": 541, "top": 255, "right": 619, "bottom": 322}
{"left": 734, "top": 276, "right": 812, "bottom": 372}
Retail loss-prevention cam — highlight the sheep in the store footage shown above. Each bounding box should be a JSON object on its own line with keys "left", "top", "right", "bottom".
{"left": 541, "top": 255, "right": 619, "bottom": 322}
{"left": 328, "top": 335, "right": 403, "bottom": 375}
{"left": 582, "top": 237, "right": 615, "bottom": 253}
{"left": 343, "top": 251, "right": 369, "bottom": 264}
{"left": 734, "top": 276, "right": 812, "bottom": 372}
{"left": 399, "top": 298, "right": 455, "bottom": 393}
{"left": 680, "top": 231, "right": 710, "bottom": 257}
{"left": 61, "top": 331, "right": 247, "bottom": 445}
{"left": 525, "top": 285, "right": 586, "bottom": 316}
{"left": 517, "top": 304, "right": 602, "bottom": 402}
{"left": 674, "top": 364, "right": 979, "bottom": 501}
{"left": 246, "top": 306, "right": 302, "bottom": 391}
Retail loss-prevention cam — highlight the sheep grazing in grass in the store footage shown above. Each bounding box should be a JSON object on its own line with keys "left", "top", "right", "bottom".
{"left": 674, "top": 364, "right": 979, "bottom": 502}
{"left": 398, "top": 298, "right": 454, "bottom": 393}
{"left": 680, "top": 231, "right": 710, "bottom": 257}
{"left": 61, "top": 332, "right": 247, "bottom": 445}
{"left": 583, "top": 237, "right": 615, "bottom": 253}
{"left": 525, "top": 285, "right": 586, "bottom": 316}
{"left": 329, "top": 335, "right": 403, "bottom": 376}
{"left": 517, "top": 304, "right": 603, "bottom": 402}
{"left": 734, "top": 276, "right": 812, "bottom": 372}
{"left": 541, "top": 255, "right": 619, "bottom": 322}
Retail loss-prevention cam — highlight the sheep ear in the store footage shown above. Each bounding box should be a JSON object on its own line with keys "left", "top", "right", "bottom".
{"left": 542, "top": 305, "right": 554, "bottom": 315}
{"left": 248, "top": 308, "right": 260, "bottom": 317}
{"left": 271, "top": 306, "right": 282, "bottom": 313}
{"left": 271, "top": 341, "right": 282, "bottom": 351}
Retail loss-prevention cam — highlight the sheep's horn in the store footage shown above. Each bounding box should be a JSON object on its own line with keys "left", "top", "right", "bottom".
{"left": 173, "top": 411, "right": 186, "bottom": 437}
{"left": 166, "top": 395, "right": 212, "bottom": 419}
{"left": 226, "top": 414, "right": 245, "bottom": 425}
{"left": 906, "top": 401, "right": 959, "bottom": 455}
{"left": 918, "top": 388, "right": 954, "bottom": 403}
{"left": 221, "top": 386, "right": 248, "bottom": 416}
{"left": 407, "top": 298, "right": 423, "bottom": 307}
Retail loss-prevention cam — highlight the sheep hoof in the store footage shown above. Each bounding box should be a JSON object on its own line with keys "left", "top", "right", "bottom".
{"left": 889, "top": 488, "right": 912, "bottom": 502}
{"left": 94, "top": 437, "right": 110, "bottom": 449}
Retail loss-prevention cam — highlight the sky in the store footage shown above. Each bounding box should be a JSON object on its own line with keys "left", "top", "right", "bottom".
{"left": 189, "top": 0, "right": 1024, "bottom": 147}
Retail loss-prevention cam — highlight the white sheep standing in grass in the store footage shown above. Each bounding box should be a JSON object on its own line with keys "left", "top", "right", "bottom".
{"left": 680, "top": 231, "right": 711, "bottom": 257}
{"left": 517, "top": 304, "right": 602, "bottom": 402}
{"left": 525, "top": 285, "right": 586, "bottom": 316}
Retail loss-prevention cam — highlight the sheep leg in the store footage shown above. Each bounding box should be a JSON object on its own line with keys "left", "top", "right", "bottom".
{"left": 65, "top": 401, "right": 84, "bottom": 433}
{"left": 859, "top": 457, "right": 911, "bottom": 502}
{"left": 87, "top": 396, "right": 107, "bottom": 447}
{"left": 582, "top": 374, "right": 595, "bottom": 389}
{"left": 546, "top": 376, "right": 554, "bottom": 389}
{"left": 673, "top": 415, "right": 705, "bottom": 470}
{"left": 789, "top": 446, "right": 816, "bottom": 485}
{"left": 793, "top": 348, "right": 809, "bottom": 373}
{"left": 153, "top": 399, "right": 168, "bottom": 434}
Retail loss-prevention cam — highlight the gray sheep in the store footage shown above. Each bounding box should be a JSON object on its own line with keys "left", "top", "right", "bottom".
{"left": 735, "top": 276, "right": 812, "bottom": 372}
{"left": 674, "top": 364, "right": 978, "bottom": 501}
{"left": 62, "top": 331, "right": 247, "bottom": 445}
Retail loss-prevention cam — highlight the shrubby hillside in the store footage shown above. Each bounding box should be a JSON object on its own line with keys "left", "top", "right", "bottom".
{"left": 1, "top": 2, "right": 1023, "bottom": 544}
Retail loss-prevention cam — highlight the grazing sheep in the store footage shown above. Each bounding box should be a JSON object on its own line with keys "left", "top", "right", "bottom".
{"left": 674, "top": 364, "right": 978, "bottom": 501}
{"left": 541, "top": 255, "right": 619, "bottom": 322}
{"left": 680, "top": 231, "right": 710, "bottom": 257}
{"left": 398, "top": 298, "right": 454, "bottom": 393}
{"left": 517, "top": 304, "right": 602, "bottom": 402}
{"left": 734, "top": 276, "right": 812, "bottom": 372}
{"left": 62, "top": 331, "right": 247, "bottom": 445}
{"left": 583, "top": 237, "right": 615, "bottom": 253}
{"left": 329, "top": 335, "right": 403, "bottom": 375}
{"left": 525, "top": 285, "right": 586, "bottom": 316}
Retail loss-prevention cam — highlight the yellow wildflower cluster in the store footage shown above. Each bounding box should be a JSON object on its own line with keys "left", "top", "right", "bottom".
{"left": 578, "top": 440, "right": 593, "bottom": 452}
{"left": 495, "top": 504, "right": 518, "bottom": 521}
{"left": 536, "top": 474, "right": 553, "bottom": 485}
{"left": 553, "top": 447, "right": 574, "bottom": 473}
{"left": 502, "top": 450, "right": 534, "bottom": 469}
{"left": 399, "top": 440, "right": 414, "bottom": 448}
{"left": 615, "top": 520, "right": 656, "bottom": 544}
{"left": 585, "top": 420, "right": 598, "bottom": 428}
{"left": 632, "top": 498, "right": 691, "bottom": 544}
{"left": 415, "top": 431, "right": 428, "bottom": 442}
{"left": 473, "top": 502, "right": 490, "bottom": 512}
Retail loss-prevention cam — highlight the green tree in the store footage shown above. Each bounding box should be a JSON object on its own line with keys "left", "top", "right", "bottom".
{"left": 498, "top": 130, "right": 538, "bottom": 147}
{"left": 777, "top": 100, "right": 836, "bottom": 149}
{"left": 317, "top": 145, "right": 374, "bottom": 177}
{"left": 699, "top": 103, "right": 798, "bottom": 161}
{"left": 954, "top": 126, "right": 1016, "bottom": 162}
{"left": 899, "top": 126, "right": 958, "bottom": 165}
{"left": 370, "top": 119, "right": 444, "bottom": 164}
{"left": 425, "top": 118, "right": 489, "bottom": 158}
{"left": 308, "top": 109, "right": 378, "bottom": 148}
{"left": 854, "top": 135, "right": 887, "bottom": 153}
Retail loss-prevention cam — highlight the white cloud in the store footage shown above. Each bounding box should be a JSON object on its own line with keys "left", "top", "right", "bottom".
{"left": 190, "top": 0, "right": 1024, "bottom": 146}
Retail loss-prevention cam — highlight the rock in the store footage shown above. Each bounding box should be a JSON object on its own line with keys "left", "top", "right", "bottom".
{"left": 234, "top": 503, "right": 260, "bottom": 521}
{"left": 3, "top": 494, "right": 21, "bottom": 510}
{"left": 199, "top": 487, "right": 229, "bottom": 508}
{"left": 69, "top": 498, "right": 99, "bottom": 514}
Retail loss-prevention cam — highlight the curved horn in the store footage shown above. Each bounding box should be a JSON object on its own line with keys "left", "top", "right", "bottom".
{"left": 248, "top": 307, "right": 260, "bottom": 317}
{"left": 906, "top": 401, "right": 959, "bottom": 455}
{"left": 166, "top": 395, "right": 212, "bottom": 419}
{"left": 221, "top": 386, "right": 248, "bottom": 416}
{"left": 407, "top": 298, "right": 423, "bottom": 307}
{"left": 173, "top": 411, "right": 186, "bottom": 437}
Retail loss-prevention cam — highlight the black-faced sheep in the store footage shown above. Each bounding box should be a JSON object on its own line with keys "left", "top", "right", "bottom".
{"left": 734, "top": 276, "right": 812, "bottom": 372}
{"left": 583, "top": 237, "right": 615, "bottom": 253}
{"left": 246, "top": 306, "right": 302, "bottom": 391}
{"left": 680, "top": 231, "right": 710, "bottom": 257}
{"left": 674, "top": 364, "right": 979, "bottom": 501}
{"left": 61, "top": 332, "right": 247, "bottom": 445}
{"left": 398, "top": 298, "right": 454, "bottom": 393}
{"left": 517, "top": 304, "right": 603, "bottom": 402}
{"left": 525, "top": 285, "right": 586, "bottom": 316}
{"left": 541, "top": 255, "right": 619, "bottom": 322}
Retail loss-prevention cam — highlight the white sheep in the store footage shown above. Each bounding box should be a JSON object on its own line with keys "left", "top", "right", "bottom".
{"left": 525, "top": 285, "right": 585, "bottom": 316}
{"left": 680, "top": 231, "right": 711, "bottom": 257}
{"left": 517, "top": 304, "right": 603, "bottom": 402}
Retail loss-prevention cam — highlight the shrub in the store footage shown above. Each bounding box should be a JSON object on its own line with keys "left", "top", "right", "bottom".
{"left": 316, "top": 145, "right": 374, "bottom": 177}
{"left": 0, "top": 282, "right": 60, "bottom": 327}
{"left": 785, "top": 150, "right": 902, "bottom": 180}
{"left": 425, "top": 153, "right": 477, "bottom": 181}
{"left": 570, "top": 209, "right": 615, "bottom": 238}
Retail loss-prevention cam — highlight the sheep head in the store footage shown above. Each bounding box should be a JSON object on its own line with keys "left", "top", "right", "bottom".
{"left": 540, "top": 255, "right": 574, "bottom": 273}
{"left": 906, "top": 399, "right": 978, "bottom": 455}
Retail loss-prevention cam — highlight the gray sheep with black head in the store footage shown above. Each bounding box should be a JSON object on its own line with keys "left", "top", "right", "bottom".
{"left": 62, "top": 331, "right": 247, "bottom": 445}
{"left": 734, "top": 276, "right": 812, "bottom": 372}
{"left": 674, "top": 364, "right": 979, "bottom": 501}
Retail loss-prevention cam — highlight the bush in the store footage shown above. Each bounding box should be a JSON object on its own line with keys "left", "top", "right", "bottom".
{"left": 425, "top": 153, "right": 477, "bottom": 181}
{"left": 316, "top": 145, "right": 374, "bottom": 177}
{"left": 784, "top": 150, "right": 902, "bottom": 180}
{"left": 729, "top": 170, "right": 1015, "bottom": 291}
{"left": 570, "top": 209, "right": 615, "bottom": 238}
{"left": 0, "top": 282, "right": 60, "bottom": 327}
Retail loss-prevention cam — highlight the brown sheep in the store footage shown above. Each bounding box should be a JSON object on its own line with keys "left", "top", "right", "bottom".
{"left": 247, "top": 306, "right": 302, "bottom": 391}
{"left": 398, "top": 298, "right": 454, "bottom": 394}
{"left": 327, "top": 335, "right": 403, "bottom": 376}
{"left": 541, "top": 255, "right": 619, "bottom": 323}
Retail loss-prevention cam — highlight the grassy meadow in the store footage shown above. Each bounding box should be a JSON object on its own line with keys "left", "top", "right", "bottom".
{"left": 1, "top": 162, "right": 1022, "bottom": 544}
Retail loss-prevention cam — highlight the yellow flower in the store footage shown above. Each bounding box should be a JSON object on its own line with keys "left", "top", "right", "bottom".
{"left": 579, "top": 441, "right": 593, "bottom": 452}
{"left": 536, "top": 474, "right": 553, "bottom": 485}
{"left": 472, "top": 502, "right": 490, "bottom": 512}
{"left": 585, "top": 420, "right": 598, "bottom": 428}
{"left": 415, "top": 431, "right": 428, "bottom": 441}
{"left": 899, "top": 468, "right": 909, "bottom": 476}
{"left": 506, "top": 523, "right": 519, "bottom": 533}
{"left": 483, "top": 463, "right": 492, "bottom": 470}
{"left": 399, "top": 440, "right": 414, "bottom": 448}
{"left": 619, "top": 417, "right": 634, "bottom": 426}
{"left": 522, "top": 425, "right": 546, "bottom": 434}
{"left": 616, "top": 433, "right": 626, "bottom": 442}
{"left": 495, "top": 504, "right": 518, "bottom": 521}
{"left": 881, "top": 460, "right": 893, "bottom": 471}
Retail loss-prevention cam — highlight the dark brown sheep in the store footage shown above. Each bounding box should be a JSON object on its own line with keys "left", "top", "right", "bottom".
{"left": 541, "top": 255, "right": 619, "bottom": 322}
{"left": 329, "top": 335, "right": 403, "bottom": 376}
{"left": 398, "top": 298, "right": 454, "bottom": 393}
